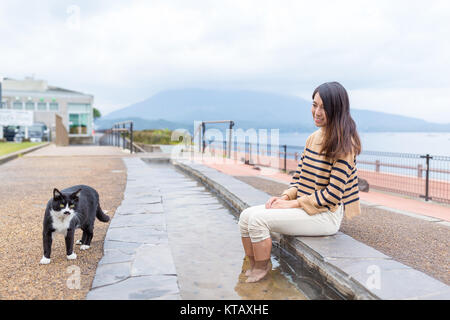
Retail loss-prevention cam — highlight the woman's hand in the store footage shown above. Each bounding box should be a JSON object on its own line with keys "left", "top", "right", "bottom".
{"left": 265, "top": 195, "right": 290, "bottom": 209}
{"left": 269, "top": 199, "right": 300, "bottom": 209}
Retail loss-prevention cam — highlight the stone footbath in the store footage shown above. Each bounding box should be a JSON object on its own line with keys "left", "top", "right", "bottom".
{"left": 87, "top": 157, "right": 340, "bottom": 300}
{"left": 144, "top": 159, "right": 325, "bottom": 300}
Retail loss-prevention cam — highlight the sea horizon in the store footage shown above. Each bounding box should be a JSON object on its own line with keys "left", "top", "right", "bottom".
{"left": 278, "top": 131, "right": 450, "bottom": 157}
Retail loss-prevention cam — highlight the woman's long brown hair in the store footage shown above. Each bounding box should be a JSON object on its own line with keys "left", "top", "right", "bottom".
{"left": 312, "top": 82, "right": 361, "bottom": 160}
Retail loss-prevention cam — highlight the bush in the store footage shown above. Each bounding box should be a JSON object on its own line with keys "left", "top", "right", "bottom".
{"left": 132, "top": 129, "right": 191, "bottom": 145}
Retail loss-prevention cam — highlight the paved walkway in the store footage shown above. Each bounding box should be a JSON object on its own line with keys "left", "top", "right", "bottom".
{"left": 87, "top": 158, "right": 180, "bottom": 300}
{"left": 26, "top": 144, "right": 132, "bottom": 158}
{"left": 189, "top": 155, "right": 450, "bottom": 285}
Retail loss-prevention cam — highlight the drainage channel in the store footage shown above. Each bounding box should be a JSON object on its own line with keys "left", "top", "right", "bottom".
{"left": 142, "top": 158, "right": 337, "bottom": 300}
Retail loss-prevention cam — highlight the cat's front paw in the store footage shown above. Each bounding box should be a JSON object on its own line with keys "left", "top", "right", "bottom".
{"left": 67, "top": 253, "right": 77, "bottom": 260}
{"left": 75, "top": 240, "right": 82, "bottom": 245}
{"left": 80, "top": 245, "right": 90, "bottom": 251}
{"left": 40, "top": 256, "right": 51, "bottom": 265}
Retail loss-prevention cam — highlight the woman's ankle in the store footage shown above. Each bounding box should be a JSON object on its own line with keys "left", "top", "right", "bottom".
{"left": 244, "top": 255, "right": 256, "bottom": 276}
{"left": 247, "top": 255, "right": 255, "bottom": 267}
{"left": 253, "top": 259, "right": 270, "bottom": 270}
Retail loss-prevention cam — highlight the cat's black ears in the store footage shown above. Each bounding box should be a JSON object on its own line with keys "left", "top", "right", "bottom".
{"left": 71, "top": 188, "right": 82, "bottom": 199}
{"left": 53, "top": 188, "right": 62, "bottom": 199}
{"left": 53, "top": 188, "right": 82, "bottom": 199}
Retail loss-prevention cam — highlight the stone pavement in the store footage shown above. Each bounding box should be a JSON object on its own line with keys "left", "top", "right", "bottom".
{"left": 26, "top": 144, "right": 131, "bottom": 157}
{"left": 86, "top": 158, "right": 180, "bottom": 300}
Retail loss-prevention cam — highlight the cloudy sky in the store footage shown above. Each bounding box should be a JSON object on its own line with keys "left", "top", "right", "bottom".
{"left": 1, "top": 0, "right": 449, "bottom": 123}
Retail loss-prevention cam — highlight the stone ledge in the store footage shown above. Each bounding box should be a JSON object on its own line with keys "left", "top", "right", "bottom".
{"left": 172, "top": 158, "right": 450, "bottom": 300}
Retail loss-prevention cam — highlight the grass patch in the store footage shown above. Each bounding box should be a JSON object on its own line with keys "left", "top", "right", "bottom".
{"left": 0, "top": 142, "right": 44, "bottom": 156}
{"left": 131, "top": 129, "right": 192, "bottom": 145}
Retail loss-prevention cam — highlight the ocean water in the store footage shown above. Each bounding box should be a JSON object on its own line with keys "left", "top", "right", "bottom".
{"left": 279, "top": 131, "right": 450, "bottom": 157}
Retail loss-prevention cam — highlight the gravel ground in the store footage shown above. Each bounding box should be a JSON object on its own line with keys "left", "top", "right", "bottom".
{"left": 0, "top": 154, "right": 126, "bottom": 300}
{"left": 234, "top": 176, "right": 450, "bottom": 285}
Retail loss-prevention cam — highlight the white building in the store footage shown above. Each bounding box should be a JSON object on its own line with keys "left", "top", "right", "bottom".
{"left": 1, "top": 77, "right": 94, "bottom": 144}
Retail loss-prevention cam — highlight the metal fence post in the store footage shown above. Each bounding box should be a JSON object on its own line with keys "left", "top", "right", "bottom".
{"left": 117, "top": 124, "right": 120, "bottom": 147}
{"left": 122, "top": 123, "right": 125, "bottom": 149}
{"left": 115, "top": 125, "right": 118, "bottom": 147}
{"left": 420, "top": 154, "right": 433, "bottom": 201}
{"left": 201, "top": 122, "right": 206, "bottom": 153}
{"left": 245, "top": 141, "right": 248, "bottom": 164}
{"left": 228, "top": 121, "right": 233, "bottom": 158}
{"left": 223, "top": 140, "right": 227, "bottom": 158}
{"left": 130, "top": 122, "right": 134, "bottom": 154}
{"left": 283, "top": 144, "right": 287, "bottom": 172}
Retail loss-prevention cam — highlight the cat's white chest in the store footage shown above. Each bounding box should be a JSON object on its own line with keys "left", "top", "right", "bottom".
{"left": 50, "top": 209, "right": 75, "bottom": 236}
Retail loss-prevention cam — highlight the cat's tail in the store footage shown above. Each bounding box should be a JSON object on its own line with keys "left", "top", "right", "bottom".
{"left": 96, "top": 205, "right": 110, "bottom": 222}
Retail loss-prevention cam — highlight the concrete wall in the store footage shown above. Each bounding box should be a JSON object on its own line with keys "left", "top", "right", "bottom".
{"left": 55, "top": 114, "right": 69, "bottom": 146}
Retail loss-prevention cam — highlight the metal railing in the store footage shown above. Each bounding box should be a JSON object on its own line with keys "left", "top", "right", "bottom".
{"left": 205, "top": 140, "right": 450, "bottom": 204}
{"left": 98, "top": 121, "right": 137, "bottom": 153}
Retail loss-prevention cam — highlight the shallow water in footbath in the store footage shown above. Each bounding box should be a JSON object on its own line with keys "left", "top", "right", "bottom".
{"left": 144, "top": 160, "right": 308, "bottom": 300}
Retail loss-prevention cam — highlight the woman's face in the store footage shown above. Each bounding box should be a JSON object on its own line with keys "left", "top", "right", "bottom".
{"left": 312, "top": 92, "right": 327, "bottom": 127}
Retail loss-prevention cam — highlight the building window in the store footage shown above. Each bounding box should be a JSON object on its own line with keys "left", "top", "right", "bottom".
{"left": 37, "top": 102, "right": 47, "bottom": 111}
{"left": 49, "top": 102, "right": 59, "bottom": 111}
{"left": 13, "top": 101, "right": 23, "bottom": 110}
{"left": 0, "top": 101, "right": 6, "bottom": 109}
{"left": 69, "top": 113, "right": 89, "bottom": 134}
{"left": 25, "top": 101, "right": 35, "bottom": 110}
{"left": 68, "top": 103, "right": 91, "bottom": 135}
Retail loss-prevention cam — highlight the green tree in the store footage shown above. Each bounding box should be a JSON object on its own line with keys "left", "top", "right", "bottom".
{"left": 93, "top": 107, "right": 101, "bottom": 120}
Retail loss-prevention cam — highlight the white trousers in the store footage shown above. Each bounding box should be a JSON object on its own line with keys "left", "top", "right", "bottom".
{"left": 238, "top": 204, "right": 344, "bottom": 243}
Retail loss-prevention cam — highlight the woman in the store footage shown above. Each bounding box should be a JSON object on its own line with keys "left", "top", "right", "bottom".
{"left": 238, "top": 82, "right": 362, "bottom": 283}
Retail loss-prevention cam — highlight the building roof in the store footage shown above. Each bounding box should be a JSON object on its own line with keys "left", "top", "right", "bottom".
{"left": 1, "top": 77, "right": 93, "bottom": 99}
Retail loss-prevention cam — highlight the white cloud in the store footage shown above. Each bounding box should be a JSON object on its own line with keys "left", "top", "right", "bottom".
{"left": 349, "top": 88, "right": 450, "bottom": 124}
{"left": 0, "top": 0, "right": 449, "bottom": 122}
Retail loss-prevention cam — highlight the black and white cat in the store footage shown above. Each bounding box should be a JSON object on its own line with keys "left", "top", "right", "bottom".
{"left": 39, "top": 185, "right": 110, "bottom": 264}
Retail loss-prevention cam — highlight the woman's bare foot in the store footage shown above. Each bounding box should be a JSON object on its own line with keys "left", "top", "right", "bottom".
{"left": 246, "top": 261, "right": 271, "bottom": 283}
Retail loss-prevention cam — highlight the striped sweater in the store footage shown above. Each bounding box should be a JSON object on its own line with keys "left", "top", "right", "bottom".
{"left": 281, "top": 128, "right": 361, "bottom": 219}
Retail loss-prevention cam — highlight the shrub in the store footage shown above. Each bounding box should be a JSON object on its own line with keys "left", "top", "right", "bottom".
{"left": 131, "top": 129, "right": 191, "bottom": 145}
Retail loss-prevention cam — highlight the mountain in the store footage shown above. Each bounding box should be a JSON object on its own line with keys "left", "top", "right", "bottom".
{"left": 99, "top": 88, "right": 450, "bottom": 132}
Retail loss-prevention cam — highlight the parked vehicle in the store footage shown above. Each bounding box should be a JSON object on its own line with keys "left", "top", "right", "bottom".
{"left": 29, "top": 123, "right": 49, "bottom": 142}
{"left": 3, "top": 126, "right": 19, "bottom": 142}
{"left": 2, "top": 123, "right": 49, "bottom": 142}
{"left": 13, "top": 130, "right": 25, "bottom": 142}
